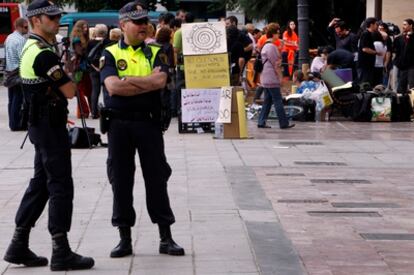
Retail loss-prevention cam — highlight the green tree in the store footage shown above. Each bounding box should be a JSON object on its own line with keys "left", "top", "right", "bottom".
{"left": 212, "top": 0, "right": 296, "bottom": 24}
{"left": 50, "top": 0, "right": 178, "bottom": 12}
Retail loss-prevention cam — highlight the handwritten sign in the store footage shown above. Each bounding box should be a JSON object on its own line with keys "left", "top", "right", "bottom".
{"left": 216, "top": 87, "right": 232, "bottom": 123}
{"left": 182, "top": 22, "right": 227, "bottom": 56}
{"left": 184, "top": 53, "right": 230, "bottom": 88}
{"left": 181, "top": 89, "right": 221, "bottom": 123}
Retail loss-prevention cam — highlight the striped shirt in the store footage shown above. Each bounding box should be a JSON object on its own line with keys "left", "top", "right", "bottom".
{"left": 5, "top": 31, "right": 27, "bottom": 71}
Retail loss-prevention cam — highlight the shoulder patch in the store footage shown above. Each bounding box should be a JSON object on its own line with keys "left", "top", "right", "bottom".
{"left": 47, "top": 65, "right": 64, "bottom": 81}
{"left": 158, "top": 53, "right": 169, "bottom": 66}
{"left": 99, "top": 56, "right": 106, "bottom": 70}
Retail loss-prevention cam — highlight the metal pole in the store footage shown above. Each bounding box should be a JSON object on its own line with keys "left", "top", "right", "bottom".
{"left": 297, "top": 0, "right": 310, "bottom": 70}
{"left": 375, "top": 0, "right": 382, "bottom": 20}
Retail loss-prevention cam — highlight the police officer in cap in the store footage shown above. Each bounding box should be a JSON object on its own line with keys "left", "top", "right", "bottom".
{"left": 100, "top": 1, "right": 184, "bottom": 257}
{"left": 3, "top": 0, "right": 94, "bottom": 271}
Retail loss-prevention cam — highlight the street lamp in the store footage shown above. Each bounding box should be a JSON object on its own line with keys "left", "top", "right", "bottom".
{"left": 297, "top": 0, "right": 309, "bottom": 72}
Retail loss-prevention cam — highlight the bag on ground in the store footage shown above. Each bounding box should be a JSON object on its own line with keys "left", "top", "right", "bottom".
{"left": 371, "top": 97, "right": 392, "bottom": 122}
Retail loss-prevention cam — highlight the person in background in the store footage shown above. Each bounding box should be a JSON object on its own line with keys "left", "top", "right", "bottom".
{"left": 310, "top": 46, "right": 332, "bottom": 73}
{"left": 393, "top": 19, "right": 414, "bottom": 92}
{"left": 110, "top": 28, "right": 122, "bottom": 41}
{"left": 225, "top": 16, "right": 253, "bottom": 66}
{"left": 373, "top": 31, "right": 388, "bottom": 86}
{"left": 71, "top": 20, "right": 89, "bottom": 50}
{"left": 70, "top": 20, "right": 91, "bottom": 118}
{"left": 4, "top": 17, "right": 29, "bottom": 131}
{"left": 245, "top": 23, "right": 257, "bottom": 55}
{"left": 257, "top": 23, "right": 295, "bottom": 129}
{"left": 281, "top": 20, "right": 299, "bottom": 79}
{"left": 87, "top": 24, "right": 111, "bottom": 119}
{"left": 169, "top": 18, "right": 182, "bottom": 33}
{"left": 378, "top": 23, "right": 393, "bottom": 86}
{"left": 327, "top": 18, "right": 358, "bottom": 53}
{"left": 145, "top": 23, "right": 156, "bottom": 44}
{"left": 358, "top": 17, "right": 380, "bottom": 87}
{"left": 227, "top": 25, "right": 245, "bottom": 86}
{"left": 157, "top": 12, "right": 174, "bottom": 31}
{"left": 257, "top": 23, "right": 283, "bottom": 52}
{"left": 175, "top": 9, "right": 186, "bottom": 22}
{"left": 252, "top": 29, "right": 262, "bottom": 46}
{"left": 173, "top": 12, "right": 194, "bottom": 115}
{"left": 89, "top": 27, "right": 96, "bottom": 40}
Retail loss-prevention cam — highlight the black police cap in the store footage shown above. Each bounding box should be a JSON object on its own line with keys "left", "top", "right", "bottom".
{"left": 119, "top": 1, "right": 149, "bottom": 21}
{"left": 27, "top": 0, "right": 63, "bottom": 17}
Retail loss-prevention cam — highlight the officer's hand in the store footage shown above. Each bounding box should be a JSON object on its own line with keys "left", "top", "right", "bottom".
{"left": 152, "top": 66, "right": 161, "bottom": 74}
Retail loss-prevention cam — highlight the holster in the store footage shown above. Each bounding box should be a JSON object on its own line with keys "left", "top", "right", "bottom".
{"left": 28, "top": 94, "right": 39, "bottom": 126}
{"left": 47, "top": 98, "right": 68, "bottom": 127}
{"left": 99, "top": 106, "right": 111, "bottom": 134}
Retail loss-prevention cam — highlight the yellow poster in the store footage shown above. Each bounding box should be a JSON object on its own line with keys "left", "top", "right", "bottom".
{"left": 184, "top": 53, "right": 230, "bottom": 89}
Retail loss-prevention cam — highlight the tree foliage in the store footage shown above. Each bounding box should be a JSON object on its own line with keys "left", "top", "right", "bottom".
{"left": 49, "top": 0, "right": 178, "bottom": 12}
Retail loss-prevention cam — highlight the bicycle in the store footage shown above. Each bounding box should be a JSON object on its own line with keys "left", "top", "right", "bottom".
{"left": 246, "top": 103, "right": 304, "bottom": 120}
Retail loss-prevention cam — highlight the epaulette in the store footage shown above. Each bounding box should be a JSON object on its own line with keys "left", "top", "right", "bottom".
{"left": 104, "top": 40, "right": 118, "bottom": 49}
{"left": 147, "top": 42, "right": 161, "bottom": 48}
{"left": 36, "top": 41, "right": 50, "bottom": 49}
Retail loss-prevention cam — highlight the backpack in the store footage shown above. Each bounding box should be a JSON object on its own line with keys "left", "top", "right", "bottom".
{"left": 87, "top": 40, "right": 105, "bottom": 68}
{"left": 253, "top": 41, "right": 271, "bottom": 74}
{"left": 68, "top": 127, "right": 103, "bottom": 148}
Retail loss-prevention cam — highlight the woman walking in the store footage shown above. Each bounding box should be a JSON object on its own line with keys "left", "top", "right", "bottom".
{"left": 257, "top": 23, "right": 295, "bottom": 129}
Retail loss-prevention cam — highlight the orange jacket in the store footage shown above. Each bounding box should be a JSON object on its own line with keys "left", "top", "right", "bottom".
{"left": 282, "top": 31, "right": 299, "bottom": 52}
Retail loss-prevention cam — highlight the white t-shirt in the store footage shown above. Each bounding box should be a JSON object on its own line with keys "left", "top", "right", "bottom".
{"left": 374, "top": 41, "right": 387, "bottom": 68}
{"left": 310, "top": 56, "right": 326, "bottom": 73}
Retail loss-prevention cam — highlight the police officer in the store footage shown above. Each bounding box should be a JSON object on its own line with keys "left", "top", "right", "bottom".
{"left": 100, "top": 1, "right": 184, "bottom": 257}
{"left": 3, "top": 0, "right": 94, "bottom": 271}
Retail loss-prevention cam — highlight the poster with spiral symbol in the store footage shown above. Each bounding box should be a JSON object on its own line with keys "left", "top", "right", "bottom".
{"left": 182, "top": 22, "right": 227, "bottom": 55}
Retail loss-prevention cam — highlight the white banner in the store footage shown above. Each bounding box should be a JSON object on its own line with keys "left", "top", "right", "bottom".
{"left": 216, "top": 87, "right": 232, "bottom": 123}
{"left": 182, "top": 22, "right": 227, "bottom": 55}
{"left": 181, "top": 89, "right": 221, "bottom": 123}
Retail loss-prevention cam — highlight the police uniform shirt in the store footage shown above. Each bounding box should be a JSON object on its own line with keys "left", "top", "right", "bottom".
{"left": 22, "top": 34, "right": 71, "bottom": 104}
{"left": 100, "top": 39, "right": 169, "bottom": 113}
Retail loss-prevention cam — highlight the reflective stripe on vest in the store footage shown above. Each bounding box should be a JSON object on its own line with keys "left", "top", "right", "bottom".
{"left": 20, "top": 38, "right": 54, "bottom": 84}
{"left": 106, "top": 42, "right": 160, "bottom": 78}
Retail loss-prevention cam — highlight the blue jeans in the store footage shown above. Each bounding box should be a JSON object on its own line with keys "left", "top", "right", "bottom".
{"left": 258, "top": 87, "right": 289, "bottom": 128}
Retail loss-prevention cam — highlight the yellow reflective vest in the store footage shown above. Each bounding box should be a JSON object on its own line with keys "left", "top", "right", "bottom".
{"left": 105, "top": 42, "right": 160, "bottom": 77}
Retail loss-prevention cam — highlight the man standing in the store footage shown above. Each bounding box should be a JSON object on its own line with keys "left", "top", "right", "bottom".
{"left": 87, "top": 24, "right": 111, "bottom": 119}
{"left": 100, "top": 1, "right": 184, "bottom": 258}
{"left": 358, "top": 17, "right": 380, "bottom": 86}
{"left": 394, "top": 19, "right": 414, "bottom": 93}
{"left": 327, "top": 19, "right": 358, "bottom": 53}
{"left": 4, "top": 18, "right": 28, "bottom": 131}
{"left": 3, "top": 0, "right": 94, "bottom": 271}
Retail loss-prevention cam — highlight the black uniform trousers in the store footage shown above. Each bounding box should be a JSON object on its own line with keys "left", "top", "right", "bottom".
{"left": 15, "top": 116, "right": 73, "bottom": 235}
{"left": 107, "top": 118, "right": 175, "bottom": 227}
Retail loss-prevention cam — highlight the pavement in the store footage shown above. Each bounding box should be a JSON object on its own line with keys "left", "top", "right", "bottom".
{"left": 0, "top": 85, "right": 414, "bottom": 275}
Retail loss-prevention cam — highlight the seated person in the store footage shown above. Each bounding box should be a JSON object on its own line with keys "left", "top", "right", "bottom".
{"left": 311, "top": 46, "right": 334, "bottom": 73}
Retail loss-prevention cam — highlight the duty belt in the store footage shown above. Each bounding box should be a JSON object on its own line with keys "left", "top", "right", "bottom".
{"left": 109, "top": 109, "right": 153, "bottom": 121}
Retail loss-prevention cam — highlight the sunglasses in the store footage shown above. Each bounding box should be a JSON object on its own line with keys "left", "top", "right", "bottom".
{"left": 46, "top": 14, "right": 61, "bottom": 21}
{"left": 23, "top": 25, "right": 28, "bottom": 29}
{"left": 131, "top": 18, "right": 149, "bottom": 25}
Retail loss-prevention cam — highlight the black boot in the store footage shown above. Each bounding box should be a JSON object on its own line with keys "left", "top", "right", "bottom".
{"left": 50, "top": 233, "right": 94, "bottom": 271}
{"left": 3, "top": 227, "right": 48, "bottom": 267}
{"left": 158, "top": 225, "right": 185, "bottom": 256}
{"left": 110, "top": 227, "right": 132, "bottom": 258}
